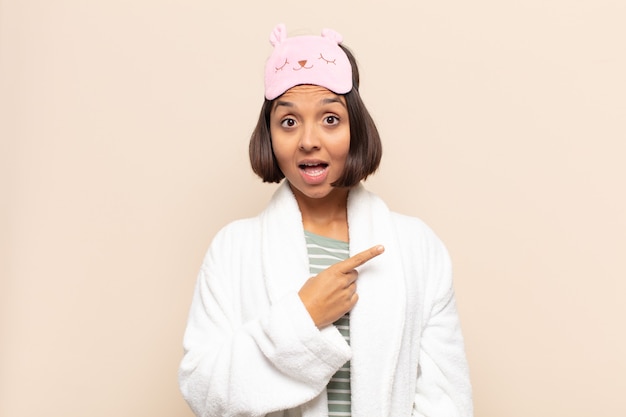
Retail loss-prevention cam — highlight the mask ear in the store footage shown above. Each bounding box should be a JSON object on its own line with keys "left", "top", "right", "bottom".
{"left": 321, "top": 28, "right": 343, "bottom": 44}
{"left": 269, "top": 23, "right": 287, "bottom": 47}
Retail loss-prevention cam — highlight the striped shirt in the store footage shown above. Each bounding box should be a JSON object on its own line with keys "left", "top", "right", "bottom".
{"left": 304, "top": 230, "right": 351, "bottom": 417}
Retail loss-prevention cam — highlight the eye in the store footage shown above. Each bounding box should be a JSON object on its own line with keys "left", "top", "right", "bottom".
{"left": 280, "top": 118, "right": 297, "bottom": 128}
{"left": 275, "top": 58, "right": 289, "bottom": 72}
{"left": 318, "top": 53, "right": 336, "bottom": 65}
{"left": 323, "top": 115, "right": 340, "bottom": 125}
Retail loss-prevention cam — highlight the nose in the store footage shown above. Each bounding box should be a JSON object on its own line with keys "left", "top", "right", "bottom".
{"left": 298, "top": 125, "right": 320, "bottom": 151}
{"left": 298, "top": 60, "right": 307, "bottom": 67}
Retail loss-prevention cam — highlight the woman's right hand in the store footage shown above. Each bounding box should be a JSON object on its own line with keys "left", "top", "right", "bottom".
{"left": 298, "top": 245, "right": 384, "bottom": 328}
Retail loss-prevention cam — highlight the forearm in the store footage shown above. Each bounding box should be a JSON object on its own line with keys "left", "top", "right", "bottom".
{"left": 179, "top": 291, "right": 351, "bottom": 417}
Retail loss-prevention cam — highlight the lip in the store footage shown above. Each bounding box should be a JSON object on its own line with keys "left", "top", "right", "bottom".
{"left": 298, "top": 159, "right": 329, "bottom": 185}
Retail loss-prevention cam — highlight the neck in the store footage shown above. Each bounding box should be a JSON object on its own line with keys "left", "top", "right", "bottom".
{"left": 290, "top": 184, "right": 350, "bottom": 242}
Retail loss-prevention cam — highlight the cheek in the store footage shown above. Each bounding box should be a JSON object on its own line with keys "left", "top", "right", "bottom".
{"left": 270, "top": 138, "right": 292, "bottom": 167}
{"left": 336, "top": 130, "right": 351, "bottom": 159}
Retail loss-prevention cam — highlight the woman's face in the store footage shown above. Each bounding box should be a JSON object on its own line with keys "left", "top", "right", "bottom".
{"left": 270, "top": 84, "right": 351, "bottom": 203}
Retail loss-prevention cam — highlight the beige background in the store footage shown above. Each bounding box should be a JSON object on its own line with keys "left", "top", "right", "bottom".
{"left": 1, "top": 0, "right": 625, "bottom": 416}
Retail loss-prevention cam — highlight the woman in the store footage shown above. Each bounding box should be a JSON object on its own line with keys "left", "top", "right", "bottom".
{"left": 179, "top": 24, "right": 473, "bottom": 417}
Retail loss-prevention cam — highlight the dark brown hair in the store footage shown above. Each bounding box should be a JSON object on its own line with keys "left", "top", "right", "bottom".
{"left": 249, "top": 45, "right": 382, "bottom": 187}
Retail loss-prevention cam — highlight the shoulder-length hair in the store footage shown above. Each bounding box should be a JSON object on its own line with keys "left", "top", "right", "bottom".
{"left": 249, "top": 45, "right": 382, "bottom": 187}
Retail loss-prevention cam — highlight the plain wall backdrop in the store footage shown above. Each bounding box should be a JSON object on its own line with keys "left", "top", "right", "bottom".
{"left": 1, "top": 1, "right": 625, "bottom": 416}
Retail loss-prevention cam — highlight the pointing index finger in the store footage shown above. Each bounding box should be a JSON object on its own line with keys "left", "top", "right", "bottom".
{"left": 339, "top": 245, "right": 385, "bottom": 272}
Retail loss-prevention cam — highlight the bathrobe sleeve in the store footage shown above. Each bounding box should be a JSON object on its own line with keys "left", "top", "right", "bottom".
{"left": 178, "top": 221, "right": 351, "bottom": 417}
{"left": 412, "top": 235, "right": 473, "bottom": 417}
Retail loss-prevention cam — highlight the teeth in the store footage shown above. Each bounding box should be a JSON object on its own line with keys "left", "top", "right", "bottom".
{"left": 299, "top": 163, "right": 326, "bottom": 177}
{"left": 306, "top": 167, "right": 325, "bottom": 176}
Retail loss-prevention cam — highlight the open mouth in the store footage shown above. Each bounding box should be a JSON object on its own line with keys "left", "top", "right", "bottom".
{"left": 298, "top": 162, "right": 328, "bottom": 177}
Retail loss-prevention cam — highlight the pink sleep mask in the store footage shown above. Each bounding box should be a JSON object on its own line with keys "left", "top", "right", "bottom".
{"left": 264, "top": 24, "right": 353, "bottom": 100}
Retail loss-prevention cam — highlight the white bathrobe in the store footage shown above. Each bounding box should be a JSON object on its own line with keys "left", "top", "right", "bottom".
{"left": 179, "top": 182, "right": 473, "bottom": 417}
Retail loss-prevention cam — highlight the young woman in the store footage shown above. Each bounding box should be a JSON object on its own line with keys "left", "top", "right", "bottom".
{"left": 179, "top": 24, "right": 473, "bottom": 417}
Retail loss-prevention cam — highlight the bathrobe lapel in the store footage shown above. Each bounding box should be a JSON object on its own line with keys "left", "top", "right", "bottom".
{"left": 260, "top": 182, "right": 407, "bottom": 417}
{"left": 347, "top": 185, "right": 407, "bottom": 417}
{"left": 260, "top": 182, "right": 311, "bottom": 304}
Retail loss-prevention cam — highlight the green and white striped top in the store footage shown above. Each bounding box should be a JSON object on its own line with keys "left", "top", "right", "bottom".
{"left": 304, "top": 230, "right": 352, "bottom": 417}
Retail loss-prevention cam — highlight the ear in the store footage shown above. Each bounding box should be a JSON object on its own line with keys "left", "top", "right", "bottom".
{"left": 269, "top": 23, "right": 287, "bottom": 47}
{"left": 321, "top": 28, "right": 343, "bottom": 44}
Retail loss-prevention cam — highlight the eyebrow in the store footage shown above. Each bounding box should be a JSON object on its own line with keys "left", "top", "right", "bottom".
{"left": 273, "top": 96, "right": 346, "bottom": 110}
{"left": 274, "top": 100, "right": 294, "bottom": 109}
{"left": 320, "top": 97, "right": 347, "bottom": 107}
